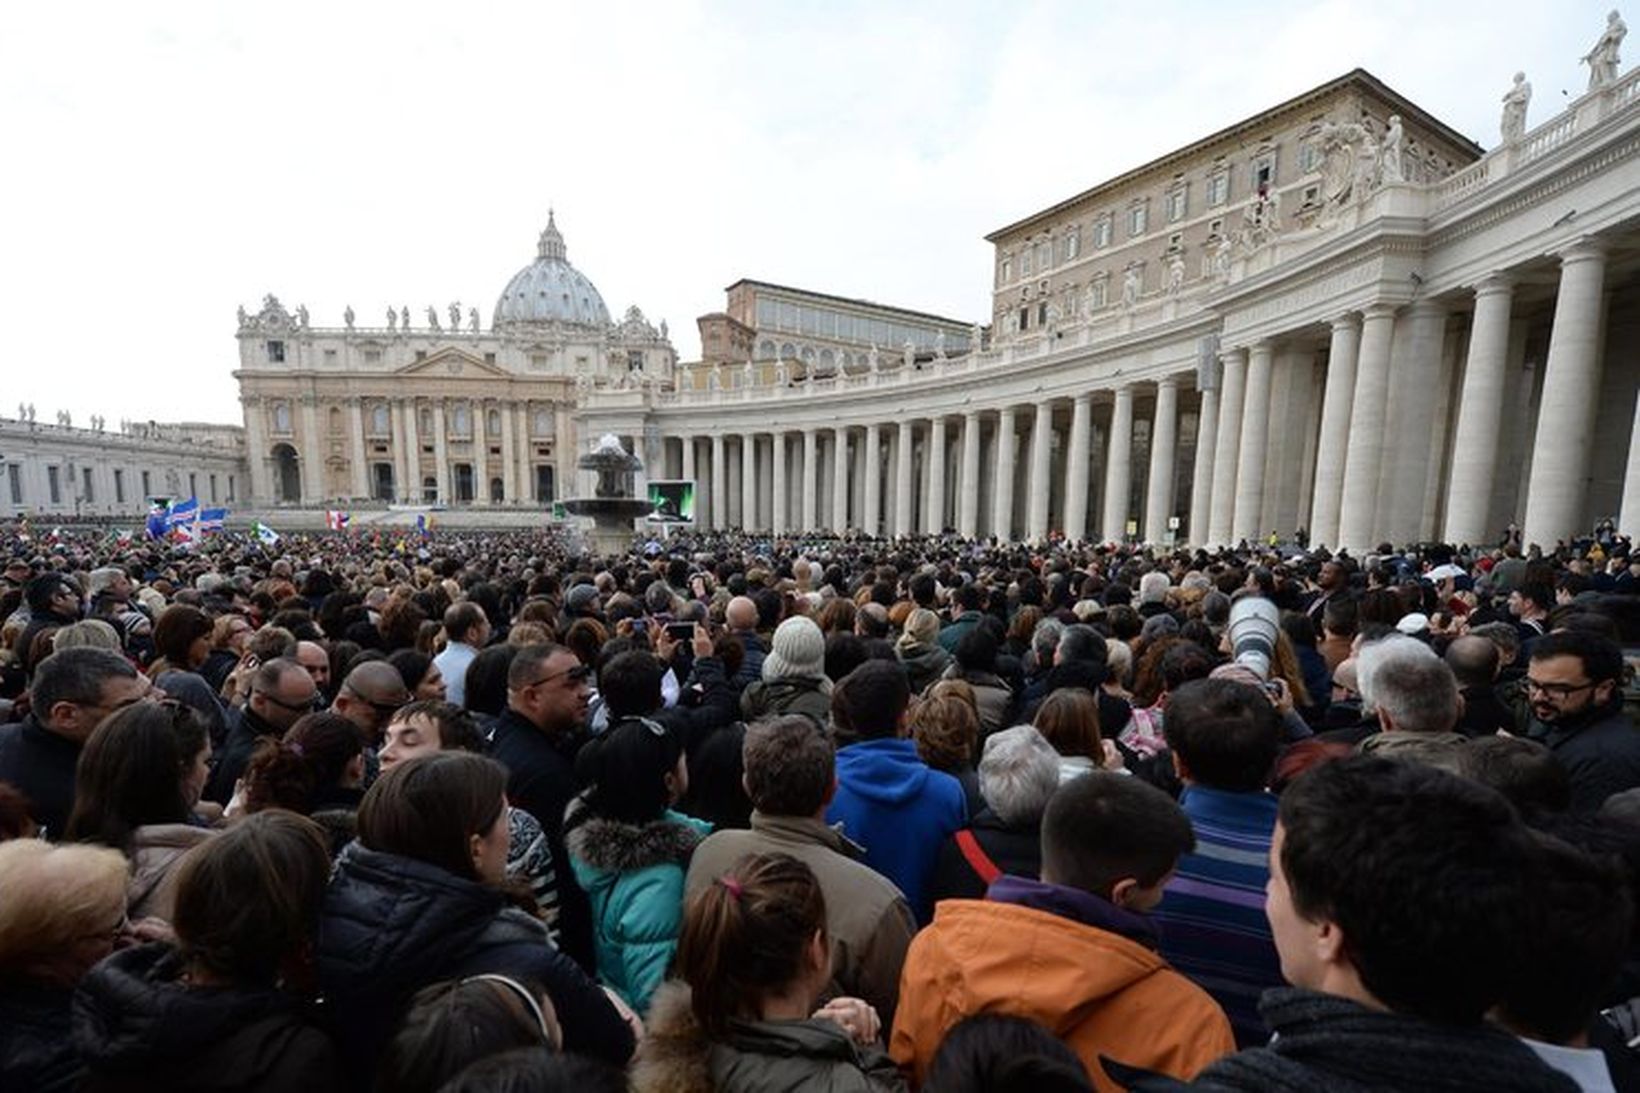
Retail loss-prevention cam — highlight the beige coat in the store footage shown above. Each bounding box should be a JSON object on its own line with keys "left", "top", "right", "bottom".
{"left": 127, "top": 823, "right": 215, "bottom": 921}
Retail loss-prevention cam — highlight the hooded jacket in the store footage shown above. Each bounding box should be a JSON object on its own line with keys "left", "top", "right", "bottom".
{"left": 565, "top": 804, "right": 711, "bottom": 1015}
{"left": 890, "top": 875, "right": 1233, "bottom": 1091}
{"left": 826, "top": 738, "right": 966, "bottom": 923}
{"left": 1106, "top": 988, "right": 1578, "bottom": 1092}
{"left": 741, "top": 676, "right": 832, "bottom": 729}
{"left": 316, "top": 841, "right": 634, "bottom": 1081}
{"left": 71, "top": 944, "right": 341, "bottom": 1093}
{"left": 895, "top": 641, "right": 951, "bottom": 697}
{"left": 632, "top": 980, "right": 906, "bottom": 1093}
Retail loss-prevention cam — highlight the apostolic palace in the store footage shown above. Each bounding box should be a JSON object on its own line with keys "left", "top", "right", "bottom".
{"left": 5, "top": 29, "right": 1640, "bottom": 553}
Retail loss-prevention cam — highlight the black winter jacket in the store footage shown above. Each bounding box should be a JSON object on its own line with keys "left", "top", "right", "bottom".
{"left": 72, "top": 944, "right": 342, "bottom": 1093}
{"left": 0, "top": 981, "right": 80, "bottom": 1093}
{"left": 316, "top": 842, "right": 634, "bottom": 1082}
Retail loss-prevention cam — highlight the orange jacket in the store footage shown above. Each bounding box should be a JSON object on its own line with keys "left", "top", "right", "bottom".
{"left": 889, "top": 898, "right": 1234, "bottom": 1091}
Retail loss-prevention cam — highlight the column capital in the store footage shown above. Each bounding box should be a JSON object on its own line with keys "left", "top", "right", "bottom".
{"left": 1405, "top": 297, "right": 1448, "bottom": 318}
{"left": 1473, "top": 272, "right": 1516, "bottom": 297}
{"left": 1112, "top": 383, "right": 1135, "bottom": 402}
{"left": 1155, "top": 373, "right": 1182, "bottom": 392}
{"left": 1072, "top": 390, "right": 1093, "bottom": 407}
{"left": 1361, "top": 301, "right": 1400, "bottom": 322}
{"left": 1219, "top": 345, "right": 1250, "bottom": 365}
{"left": 1328, "top": 311, "right": 1362, "bottom": 332}
{"left": 1553, "top": 236, "right": 1607, "bottom": 264}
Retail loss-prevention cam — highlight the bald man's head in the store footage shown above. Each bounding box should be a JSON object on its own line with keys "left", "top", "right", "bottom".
{"left": 1445, "top": 635, "right": 1501, "bottom": 689}
{"left": 333, "top": 660, "right": 413, "bottom": 742}
{"left": 726, "top": 596, "right": 759, "bottom": 632}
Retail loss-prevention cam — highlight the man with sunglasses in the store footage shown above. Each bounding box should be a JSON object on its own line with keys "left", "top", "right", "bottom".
{"left": 1523, "top": 629, "right": 1640, "bottom": 813}
{"left": 205, "top": 658, "right": 320, "bottom": 805}
{"left": 490, "top": 642, "right": 595, "bottom": 971}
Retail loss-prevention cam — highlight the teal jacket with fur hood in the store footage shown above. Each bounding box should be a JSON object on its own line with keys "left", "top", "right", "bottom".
{"left": 565, "top": 801, "right": 711, "bottom": 1015}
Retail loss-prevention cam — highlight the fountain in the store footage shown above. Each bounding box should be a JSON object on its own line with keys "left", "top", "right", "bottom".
{"left": 560, "top": 434, "right": 656, "bottom": 556}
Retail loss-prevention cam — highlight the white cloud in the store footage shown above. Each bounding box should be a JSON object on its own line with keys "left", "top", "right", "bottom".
{"left": 0, "top": 0, "right": 1607, "bottom": 425}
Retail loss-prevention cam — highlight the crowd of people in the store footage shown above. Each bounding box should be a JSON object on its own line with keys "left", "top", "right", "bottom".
{"left": 0, "top": 519, "right": 1636, "bottom": 1092}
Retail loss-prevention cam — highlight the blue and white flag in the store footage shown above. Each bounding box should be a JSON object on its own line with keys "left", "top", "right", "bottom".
{"left": 166, "top": 498, "right": 199, "bottom": 529}
{"left": 145, "top": 502, "right": 170, "bottom": 541}
{"left": 253, "top": 521, "right": 280, "bottom": 546}
{"left": 199, "top": 508, "right": 227, "bottom": 532}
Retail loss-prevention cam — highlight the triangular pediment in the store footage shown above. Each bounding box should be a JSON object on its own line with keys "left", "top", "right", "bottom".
{"left": 394, "top": 347, "right": 508, "bottom": 378}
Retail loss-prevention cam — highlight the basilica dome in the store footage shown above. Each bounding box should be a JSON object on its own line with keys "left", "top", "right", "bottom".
{"left": 492, "top": 212, "right": 612, "bottom": 329}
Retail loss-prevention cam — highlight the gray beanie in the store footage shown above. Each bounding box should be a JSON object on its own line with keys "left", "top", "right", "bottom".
{"left": 763, "top": 616, "right": 826, "bottom": 682}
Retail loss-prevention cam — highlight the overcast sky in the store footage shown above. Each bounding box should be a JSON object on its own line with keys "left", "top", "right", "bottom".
{"left": 0, "top": 1, "right": 1613, "bottom": 426}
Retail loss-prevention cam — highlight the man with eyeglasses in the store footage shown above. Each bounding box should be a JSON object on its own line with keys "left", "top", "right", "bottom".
{"left": 489, "top": 642, "right": 595, "bottom": 971}
{"left": 205, "top": 657, "right": 320, "bottom": 805}
{"left": 0, "top": 647, "right": 150, "bottom": 839}
{"left": 1523, "top": 629, "right": 1640, "bottom": 813}
{"left": 17, "top": 573, "right": 85, "bottom": 674}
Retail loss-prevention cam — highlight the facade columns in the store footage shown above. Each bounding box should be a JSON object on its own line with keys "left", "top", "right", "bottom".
{"left": 993, "top": 408, "right": 1017, "bottom": 541}
{"left": 1232, "top": 341, "right": 1274, "bottom": 542}
{"left": 499, "top": 401, "right": 517, "bottom": 504}
{"left": 679, "top": 435, "right": 696, "bottom": 522}
{"left": 895, "top": 421, "right": 915, "bottom": 536}
{"left": 243, "top": 399, "right": 270, "bottom": 504}
{"left": 833, "top": 426, "right": 851, "bottom": 533}
{"left": 1188, "top": 385, "right": 1218, "bottom": 545}
{"left": 1620, "top": 390, "right": 1640, "bottom": 539}
{"left": 925, "top": 416, "right": 947, "bottom": 535}
{"left": 741, "top": 433, "right": 758, "bottom": 531}
{"left": 1382, "top": 301, "right": 1448, "bottom": 545}
{"left": 515, "top": 404, "right": 533, "bottom": 503}
{"left": 802, "top": 429, "right": 818, "bottom": 531}
{"left": 1337, "top": 304, "right": 1399, "bottom": 549}
{"left": 1444, "top": 276, "right": 1516, "bottom": 544}
{"left": 771, "top": 433, "right": 787, "bottom": 534}
{"left": 1207, "top": 349, "right": 1247, "bottom": 545}
{"left": 710, "top": 434, "right": 727, "bottom": 531}
{"left": 1063, "top": 394, "right": 1093, "bottom": 542}
{"left": 1524, "top": 240, "right": 1608, "bottom": 547}
{"left": 959, "top": 411, "right": 982, "bottom": 538}
{"left": 349, "top": 401, "right": 370, "bottom": 500}
{"left": 1310, "top": 314, "right": 1363, "bottom": 548}
{"left": 1102, "top": 386, "right": 1134, "bottom": 541}
{"left": 472, "top": 401, "right": 489, "bottom": 505}
{"left": 1145, "top": 376, "right": 1180, "bottom": 544}
{"left": 298, "top": 397, "right": 322, "bottom": 503}
{"left": 432, "top": 401, "right": 450, "bottom": 504}
{"left": 863, "top": 424, "right": 883, "bottom": 535}
{"left": 403, "top": 399, "right": 422, "bottom": 503}
{"left": 1027, "top": 402, "right": 1054, "bottom": 540}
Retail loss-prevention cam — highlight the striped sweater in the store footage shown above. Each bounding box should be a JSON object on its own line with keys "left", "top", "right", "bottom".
{"left": 1151, "top": 784, "right": 1284, "bottom": 1047}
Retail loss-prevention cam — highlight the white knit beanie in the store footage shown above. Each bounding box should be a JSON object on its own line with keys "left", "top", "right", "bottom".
{"left": 763, "top": 616, "right": 826, "bottom": 681}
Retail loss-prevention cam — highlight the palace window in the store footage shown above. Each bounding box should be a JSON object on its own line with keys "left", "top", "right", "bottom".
{"left": 82, "top": 468, "right": 95, "bottom": 503}
{"left": 1298, "top": 141, "right": 1323, "bottom": 172}
{"left": 1020, "top": 247, "right": 1033, "bottom": 277}
{"left": 419, "top": 407, "right": 433, "bottom": 434}
{"left": 1064, "top": 227, "right": 1080, "bottom": 260}
{"left": 1207, "top": 170, "right": 1230, "bottom": 207}
{"left": 7, "top": 465, "right": 20, "bottom": 505}
{"left": 1000, "top": 255, "right": 1013, "bottom": 284}
{"left": 1018, "top": 306, "right": 1030, "bottom": 332}
{"left": 452, "top": 404, "right": 471, "bottom": 437}
{"left": 47, "top": 466, "right": 60, "bottom": 504}
{"left": 533, "top": 409, "right": 552, "bottom": 436}
{"left": 272, "top": 403, "right": 292, "bottom": 435}
{"left": 371, "top": 404, "right": 390, "bottom": 435}
{"left": 1088, "top": 278, "right": 1107, "bottom": 309}
{"left": 1034, "top": 240, "right": 1052, "bottom": 272}
{"left": 1092, "top": 215, "right": 1113, "bottom": 248}
{"left": 364, "top": 349, "right": 382, "bottom": 365}
{"left": 530, "top": 353, "right": 548, "bottom": 370}
{"left": 1166, "top": 186, "right": 1188, "bottom": 223}
{"left": 487, "top": 409, "right": 501, "bottom": 435}
{"left": 265, "top": 340, "right": 285, "bottom": 363}
{"left": 140, "top": 470, "right": 151, "bottom": 497}
{"left": 1128, "top": 201, "right": 1148, "bottom": 237}
{"left": 114, "top": 469, "right": 125, "bottom": 504}
{"left": 1252, "top": 150, "right": 1278, "bottom": 188}
{"left": 323, "top": 349, "right": 337, "bottom": 365}
{"left": 628, "top": 350, "right": 644, "bottom": 372}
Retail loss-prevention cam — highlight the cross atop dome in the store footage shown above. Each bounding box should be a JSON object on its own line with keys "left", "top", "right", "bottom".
{"left": 537, "top": 210, "right": 567, "bottom": 261}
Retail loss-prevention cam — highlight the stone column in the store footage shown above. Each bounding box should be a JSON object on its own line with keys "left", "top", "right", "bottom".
{"left": 680, "top": 435, "right": 696, "bottom": 513}
{"left": 1382, "top": 301, "right": 1447, "bottom": 545}
{"left": 1232, "top": 341, "right": 1274, "bottom": 543}
{"left": 1309, "top": 313, "right": 1362, "bottom": 548}
{"left": 242, "top": 397, "right": 270, "bottom": 504}
{"left": 1208, "top": 349, "right": 1248, "bottom": 545}
{"left": 802, "top": 429, "right": 819, "bottom": 531}
{"left": 895, "top": 421, "right": 915, "bottom": 536}
{"left": 472, "top": 401, "right": 490, "bottom": 505}
{"left": 1063, "top": 394, "right": 1093, "bottom": 542}
{"left": 513, "top": 404, "right": 531, "bottom": 503}
{"left": 1524, "top": 241, "right": 1608, "bottom": 547}
{"left": 432, "top": 401, "right": 450, "bottom": 504}
{"left": 960, "top": 411, "right": 982, "bottom": 538}
{"left": 1337, "top": 304, "right": 1399, "bottom": 550}
{"left": 298, "top": 397, "right": 322, "bottom": 503}
{"left": 993, "top": 407, "right": 1017, "bottom": 541}
{"left": 863, "top": 423, "right": 883, "bottom": 535}
{"left": 349, "top": 401, "right": 370, "bottom": 500}
{"left": 710, "top": 434, "right": 727, "bottom": 531}
{"left": 833, "top": 426, "right": 851, "bottom": 533}
{"left": 926, "top": 415, "right": 947, "bottom": 534}
{"left": 1027, "top": 402, "right": 1054, "bottom": 540}
{"left": 1189, "top": 386, "right": 1218, "bottom": 545}
{"left": 1620, "top": 391, "right": 1640, "bottom": 539}
{"left": 1145, "top": 376, "right": 1180, "bottom": 544}
{"left": 499, "top": 402, "right": 516, "bottom": 504}
{"left": 403, "top": 399, "right": 422, "bottom": 503}
{"left": 1101, "top": 387, "right": 1134, "bottom": 541}
{"left": 741, "top": 433, "right": 758, "bottom": 531}
{"left": 771, "top": 432, "right": 787, "bottom": 534}
{"left": 1443, "top": 276, "right": 1516, "bottom": 544}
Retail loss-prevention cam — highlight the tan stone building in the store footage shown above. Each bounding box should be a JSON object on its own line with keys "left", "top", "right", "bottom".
{"left": 233, "top": 213, "right": 677, "bottom": 508}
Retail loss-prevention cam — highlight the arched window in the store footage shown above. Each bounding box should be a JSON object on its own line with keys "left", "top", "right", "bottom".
{"left": 452, "top": 403, "right": 471, "bottom": 437}
{"left": 272, "top": 403, "right": 292, "bottom": 435}
{"left": 759, "top": 339, "right": 777, "bottom": 359}
{"left": 533, "top": 409, "right": 552, "bottom": 436}
{"left": 487, "top": 409, "right": 501, "bottom": 435}
{"left": 372, "top": 404, "right": 390, "bottom": 435}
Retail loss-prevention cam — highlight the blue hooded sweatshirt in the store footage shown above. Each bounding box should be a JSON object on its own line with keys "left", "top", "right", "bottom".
{"left": 826, "top": 737, "right": 966, "bottom": 923}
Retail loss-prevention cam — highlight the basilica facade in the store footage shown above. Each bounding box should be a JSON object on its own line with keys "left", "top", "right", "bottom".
{"left": 233, "top": 213, "right": 677, "bottom": 509}
{"left": 581, "top": 58, "right": 1640, "bottom": 552}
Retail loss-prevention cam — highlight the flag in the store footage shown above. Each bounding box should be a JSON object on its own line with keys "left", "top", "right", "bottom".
{"left": 145, "top": 502, "right": 169, "bottom": 541}
{"left": 325, "top": 509, "right": 350, "bottom": 531}
{"left": 199, "top": 508, "right": 227, "bottom": 533}
{"left": 253, "top": 521, "right": 280, "bottom": 546}
{"left": 166, "top": 498, "right": 199, "bottom": 529}
{"left": 415, "top": 513, "right": 428, "bottom": 537}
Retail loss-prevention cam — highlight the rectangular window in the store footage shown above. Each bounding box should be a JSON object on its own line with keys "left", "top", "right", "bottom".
{"left": 1037, "top": 302, "right": 1048, "bottom": 326}
{"left": 114, "top": 469, "right": 125, "bottom": 504}
{"left": 779, "top": 302, "right": 800, "bottom": 330}
{"left": 1020, "top": 248, "right": 1033, "bottom": 277}
{"left": 265, "top": 340, "right": 285, "bottom": 363}
{"left": 756, "top": 298, "right": 778, "bottom": 327}
{"left": 1064, "top": 228, "right": 1080, "bottom": 260}
{"left": 227, "top": 475, "right": 235, "bottom": 502}
{"left": 1128, "top": 203, "right": 1147, "bottom": 237}
{"left": 1168, "top": 232, "right": 1184, "bottom": 251}
{"left": 1093, "top": 215, "right": 1113, "bottom": 248}
{"left": 82, "top": 467, "right": 95, "bottom": 503}
{"left": 999, "top": 258, "right": 1012, "bottom": 285}
{"left": 210, "top": 474, "right": 218, "bottom": 502}
{"left": 1253, "top": 152, "right": 1277, "bottom": 188}
{"left": 799, "top": 307, "right": 818, "bottom": 335}
{"left": 1298, "top": 142, "right": 1323, "bottom": 172}
{"left": 1018, "top": 307, "right": 1030, "bottom": 331}
{"left": 364, "top": 349, "right": 382, "bottom": 365}
{"left": 1089, "top": 279, "right": 1107, "bottom": 309}
{"left": 188, "top": 473, "right": 197, "bottom": 497}
{"left": 47, "top": 466, "right": 61, "bottom": 504}
{"left": 483, "top": 352, "right": 496, "bottom": 364}
{"left": 1167, "top": 187, "right": 1187, "bottom": 222}
{"left": 627, "top": 350, "right": 644, "bottom": 372}
{"left": 1034, "top": 241, "right": 1052, "bottom": 271}
{"left": 7, "top": 464, "right": 21, "bottom": 504}
{"left": 1207, "top": 171, "right": 1229, "bottom": 206}
{"left": 323, "top": 349, "right": 337, "bottom": 365}
{"left": 141, "top": 470, "right": 151, "bottom": 497}
{"left": 529, "top": 353, "right": 548, "bottom": 370}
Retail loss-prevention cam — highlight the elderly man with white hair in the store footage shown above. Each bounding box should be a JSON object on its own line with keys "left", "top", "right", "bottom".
{"left": 1354, "top": 634, "right": 1466, "bottom": 760}
{"left": 928, "top": 724, "right": 1061, "bottom": 903}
